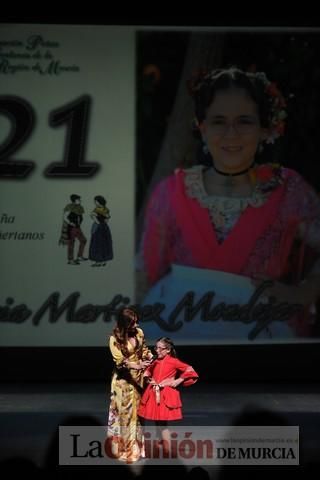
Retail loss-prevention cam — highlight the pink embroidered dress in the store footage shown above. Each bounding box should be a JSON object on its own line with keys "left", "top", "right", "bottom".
{"left": 138, "top": 165, "right": 320, "bottom": 342}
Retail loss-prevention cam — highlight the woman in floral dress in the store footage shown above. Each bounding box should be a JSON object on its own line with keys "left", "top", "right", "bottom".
{"left": 107, "top": 306, "right": 153, "bottom": 463}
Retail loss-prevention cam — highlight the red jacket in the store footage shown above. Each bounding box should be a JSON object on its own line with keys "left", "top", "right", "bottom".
{"left": 138, "top": 355, "right": 199, "bottom": 421}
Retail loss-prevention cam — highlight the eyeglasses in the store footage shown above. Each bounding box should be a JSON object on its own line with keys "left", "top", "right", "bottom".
{"left": 208, "top": 116, "right": 259, "bottom": 136}
{"left": 154, "top": 346, "right": 167, "bottom": 351}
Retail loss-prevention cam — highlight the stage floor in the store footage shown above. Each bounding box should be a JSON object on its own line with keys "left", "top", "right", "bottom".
{"left": 0, "top": 382, "right": 319, "bottom": 473}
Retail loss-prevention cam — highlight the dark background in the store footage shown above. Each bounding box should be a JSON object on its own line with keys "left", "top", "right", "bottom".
{"left": 2, "top": 343, "right": 320, "bottom": 382}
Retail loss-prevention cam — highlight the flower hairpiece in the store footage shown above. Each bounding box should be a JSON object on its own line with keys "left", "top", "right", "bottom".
{"left": 247, "top": 71, "right": 287, "bottom": 144}
{"left": 187, "top": 69, "right": 218, "bottom": 96}
{"left": 188, "top": 68, "right": 288, "bottom": 145}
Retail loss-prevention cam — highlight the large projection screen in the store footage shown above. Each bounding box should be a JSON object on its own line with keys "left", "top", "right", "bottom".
{"left": 1, "top": 24, "right": 319, "bottom": 346}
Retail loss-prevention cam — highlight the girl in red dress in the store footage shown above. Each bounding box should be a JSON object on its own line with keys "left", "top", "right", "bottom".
{"left": 138, "top": 337, "right": 199, "bottom": 451}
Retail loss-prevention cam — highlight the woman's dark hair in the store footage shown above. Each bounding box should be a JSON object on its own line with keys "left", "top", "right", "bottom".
{"left": 191, "top": 67, "right": 271, "bottom": 129}
{"left": 157, "top": 337, "right": 177, "bottom": 357}
{"left": 94, "top": 195, "right": 106, "bottom": 206}
{"left": 112, "top": 306, "right": 139, "bottom": 356}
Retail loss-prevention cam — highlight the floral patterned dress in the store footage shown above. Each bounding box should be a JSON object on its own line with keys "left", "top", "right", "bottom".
{"left": 107, "top": 327, "right": 152, "bottom": 463}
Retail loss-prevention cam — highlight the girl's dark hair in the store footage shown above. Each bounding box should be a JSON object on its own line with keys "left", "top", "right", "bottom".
{"left": 157, "top": 337, "right": 177, "bottom": 357}
{"left": 112, "top": 306, "right": 139, "bottom": 356}
{"left": 191, "top": 67, "right": 271, "bottom": 129}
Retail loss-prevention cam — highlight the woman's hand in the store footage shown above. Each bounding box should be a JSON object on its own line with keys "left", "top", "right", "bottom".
{"left": 123, "top": 359, "right": 139, "bottom": 370}
{"left": 140, "top": 360, "right": 152, "bottom": 369}
{"left": 148, "top": 378, "right": 157, "bottom": 386}
{"left": 124, "top": 359, "right": 151, "bottom": 370}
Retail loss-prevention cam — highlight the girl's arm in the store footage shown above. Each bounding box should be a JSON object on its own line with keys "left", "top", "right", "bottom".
{"left": 170, "top": 377, "right": 185, "bottom": 388}
{"left": 173, "top": 358, "right": 199, "bottom": 387}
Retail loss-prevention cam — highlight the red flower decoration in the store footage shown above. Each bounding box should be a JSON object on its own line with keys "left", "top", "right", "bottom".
{"left": 266, "top": 82, "right": 281, "bottom": 97}
{"left": 275, "top": 121, "right": 286, "bottom": 135}
{"left": 255, "top": 165, "right": 274, "bottom": 182}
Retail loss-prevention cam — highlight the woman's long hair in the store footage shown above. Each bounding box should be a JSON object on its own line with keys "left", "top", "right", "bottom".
{"left": 112, "top": 306, "right": 139, "bottom": 356}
